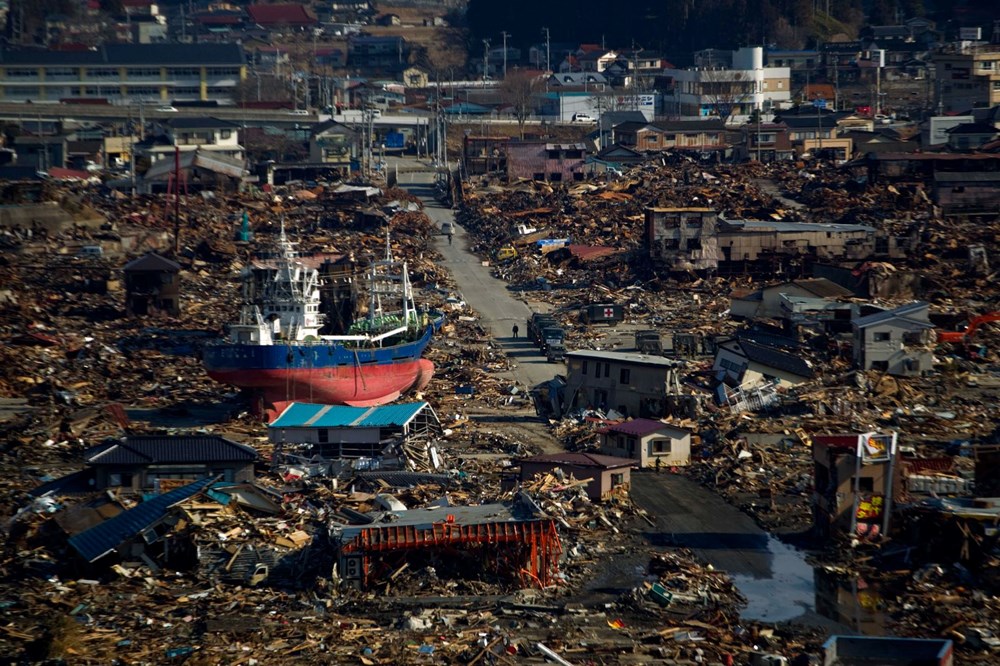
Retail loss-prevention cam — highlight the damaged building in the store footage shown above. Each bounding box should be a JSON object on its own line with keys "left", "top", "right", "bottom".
{"left": 330, "top": 494, "right": 561, "bottom": 590}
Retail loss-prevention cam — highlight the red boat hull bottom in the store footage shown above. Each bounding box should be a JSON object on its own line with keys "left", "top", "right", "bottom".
{"left": 208, "top": 359, "right": 435, "bottom": 418}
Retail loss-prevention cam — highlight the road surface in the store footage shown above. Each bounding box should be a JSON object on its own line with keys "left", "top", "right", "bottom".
{"left": 399, "top": 164, "right": 824, "bottom": 624}
{"left": 398, "top": 168, "right": 560, "bottom": 391}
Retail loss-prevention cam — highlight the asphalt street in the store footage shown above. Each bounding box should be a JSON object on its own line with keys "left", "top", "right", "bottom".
{"left": 398, "top": 167, "right": 560, "bottom": 390}
{"left": 398, "top": 162, "right": 821, "bottom": 625}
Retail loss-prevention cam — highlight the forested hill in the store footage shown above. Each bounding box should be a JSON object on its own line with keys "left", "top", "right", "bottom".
{"left": 464, "top": 0, "right": 955, "bottom": 64}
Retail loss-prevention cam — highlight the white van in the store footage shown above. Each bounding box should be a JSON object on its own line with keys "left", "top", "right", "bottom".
{"left": 441, "top": 222, "right": 453, "bottom": 236}
{"left": 572, "top": 113, "right": 595, "bottom": 123}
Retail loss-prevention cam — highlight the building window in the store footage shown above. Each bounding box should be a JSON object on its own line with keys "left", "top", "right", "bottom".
{"left": 652, "top": 439, "right": 672, "bottom": 454}
{"left": 318, "top": 429, "right": 329, "bottom": 443}
{"left": 871, "top": 360, "right": 889, "bottom": 371}
{"left": 108, "top": 472, "right": 133, "bottom": 487}
{"left": 582, "top": 360, "right": 588, "bottom": 375}
{"left": 611, "top": 472, "right": 624, "bottom": 488}
{"left": 873, "top": 331, "right": 891, "bottom": 342}
{"left": 626, "top": 436, "right": 637, "bottom": 453}
{"left": 604, "top": 362, "right": 611, "bottom": 378}
{"left": 619, "top": 368, "right": 630, "bottom": 384}
{"left": 858, "top": 477, "right": 875, "bottom": 493}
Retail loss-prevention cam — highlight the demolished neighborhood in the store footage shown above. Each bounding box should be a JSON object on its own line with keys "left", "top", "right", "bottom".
{"left": 0, "top": 0, "right": 999, "bottom": 664}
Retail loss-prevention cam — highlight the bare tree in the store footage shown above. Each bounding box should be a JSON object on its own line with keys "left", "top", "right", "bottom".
{"left": 499, "top": 70, "right": 541, "bottom": 139}
{"left": 699, "top": 70, "right": 752, "bottom": 125}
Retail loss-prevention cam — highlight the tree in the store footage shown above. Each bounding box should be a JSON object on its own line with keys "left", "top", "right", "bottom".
{"left": 699, "top": 70, "right": 752, "bottom": 126}
{"left": 499, "top": 70, "right": 541, "bottom": 139}
{"left": 233, "top": 74, "right": 292, "bottom": 104}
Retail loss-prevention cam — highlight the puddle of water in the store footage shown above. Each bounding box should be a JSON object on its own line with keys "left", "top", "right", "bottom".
{"left": 728, "top": 538, "right": 888, "bottom": 633}
{"left": 730, "top": 536, "right": 816, "bottom": 623}
{"left": 814, "top": 567, "right": 887, "bottom": 635}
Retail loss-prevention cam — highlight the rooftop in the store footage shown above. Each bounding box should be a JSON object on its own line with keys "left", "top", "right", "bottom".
{"left": 84, "top": 435, "right": 258, "bottom": 466}
{"left": 730, "top": 339, "right": 814, "bottom": 378}
{"left": 853, "top": 301, "right": 931, "bottom": 328}
{"left": 567, "top": 349, "right": 686, "bottom": 368}
{"left": 68, "top": 477, "right": 216, "bottom": 562}
{"left": 608, "top": 418, "right": 690, "bottom": 437}
{"left": 335, "top": 501, "right": 543, "bottom": 541}
{"left": 518, "top": 452, "right": 638, "bottom": 469}
{"left": 269, "top": 401, "right": 433, "bottom": 429}
{"left": 0, "top": 43, "right": 245, "bottom": 66}
{"left": 123, "top": 252, "right": 180, "bottom": 273}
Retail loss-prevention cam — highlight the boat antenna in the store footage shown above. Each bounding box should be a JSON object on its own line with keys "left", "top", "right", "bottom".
{"left": 383, "top": 225, "right": 393, "bottom": 262}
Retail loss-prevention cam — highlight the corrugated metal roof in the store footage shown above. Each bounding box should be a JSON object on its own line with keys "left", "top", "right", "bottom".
{"left": 84, "top": 436, "right": 258, "bottom": 466}
{"left": 68, "top": 477, "right": 216, "bottom": 562}
{"left": 269, "top": 402, "right": 430, "bottom": 429}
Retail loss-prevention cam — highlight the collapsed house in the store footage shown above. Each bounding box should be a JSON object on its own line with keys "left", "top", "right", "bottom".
{"left": 330, "top": 494, "right": 561, "bottom": 590}
{"left": 645, "top": 206, "right": 909, "bottom": 276}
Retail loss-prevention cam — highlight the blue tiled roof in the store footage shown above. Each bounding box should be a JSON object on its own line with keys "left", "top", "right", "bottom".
{"left": 68, "top": 477, "right": 216, "bottom": 563}
{"left": 269, "top": 402, "right": 430, "bottom": 429}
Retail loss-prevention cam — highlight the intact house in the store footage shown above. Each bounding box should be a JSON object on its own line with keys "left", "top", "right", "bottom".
{"left": 141, "top": 117, "right": 244, "bottom": 164}
{"left": 84, "top": 435, "right": 258, "bottom": 492}
{"left": 729, "top": 277, "right": 853, "bottom": 320}
{"left": 268, "top": 401, "right": 441, "bottom": 463}
{"left": 600, "top": 419, "right": 692, "bottom": 469}
{"left": 776, "top": 114, "right": 852, "bottom": 161}
{"left": 506, "top": 141, "right": 587, "bottom": 183}
{"left": 944, "top": 122, "right": 1000, "bottom": 151}
{"left": 813, "top": 432, "right": 901, "bottom": 540}
{"left": 308, "top": 120, "right": 359, "bottom": 175}
{"left": 741, "top": 121, "right": 795, "bottom": 162}
{"left": 852, "top": 301, "right": 934, "bottom": 376}
{"left": 713, "top": 337, "right": 814, "bottom": 389}
{"left": 517, "top": 452, "right": 637, "bottom": 500}
{"left": 123, "top": 251, "right": 181, "bottom": 316}
{"left": 612, "top": 119, "right": 727, "bottom": 154}
{"left": 562, "top": 350, "right": 686, "bottom": 420}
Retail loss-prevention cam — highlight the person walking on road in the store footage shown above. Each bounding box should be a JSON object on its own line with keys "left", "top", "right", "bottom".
{"left": 447, "top": 232, "right": 453, "bottom": 245}
{"left": 656, "top": 457, "right": 662, "bottom": 474}
{"left": 512, "top": 324, "right": 519, "bottom": 339}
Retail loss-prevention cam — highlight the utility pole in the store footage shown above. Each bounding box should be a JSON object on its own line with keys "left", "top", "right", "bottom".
{"left": 501, "top": 31, "right": 510, "bottom": 78}
{"left": 542, "top": 27, "right": 550, "bottom": 73}
{"left": 483, "top": 38, "right": 490, "bottom": 82}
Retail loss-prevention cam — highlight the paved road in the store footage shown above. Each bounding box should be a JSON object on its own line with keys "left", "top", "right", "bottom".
{"left": 632, "top": 472, "right": 817, "bottom": 623}
{"left": 398, "top": 169, "right": 561, "bottom": 391}
{"left": 399, "top": 165, "right": 821, "bottom": 624}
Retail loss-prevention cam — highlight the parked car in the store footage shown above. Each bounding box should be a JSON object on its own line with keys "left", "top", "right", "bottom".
{"left": 156, "top": 105, "right": 178, "bottom": 113}
{"left": 286, "top": 109, "right": 310, "bottom": 116}
{"left": 571, "top": 113, "right": 595, "bottom": 123}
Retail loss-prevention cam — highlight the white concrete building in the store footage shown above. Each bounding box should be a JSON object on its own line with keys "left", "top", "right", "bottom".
{"left": 664, "top": 47, "right": 791, "bottom": 124}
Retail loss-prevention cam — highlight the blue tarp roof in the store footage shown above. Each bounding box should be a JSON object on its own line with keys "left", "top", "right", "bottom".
{"left": 68, "top": 477, "right": 216, "bottom": 563}
{"left": 269, "top": 402, "right": 430, "bottom": 429}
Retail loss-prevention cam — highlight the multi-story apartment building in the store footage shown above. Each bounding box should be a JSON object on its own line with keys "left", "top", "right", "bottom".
{"left": 933, "top": 43, "right": 1000, "bottom": 112}
{"left": 0, "top": 43, "right": 246, "bottom": 104}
